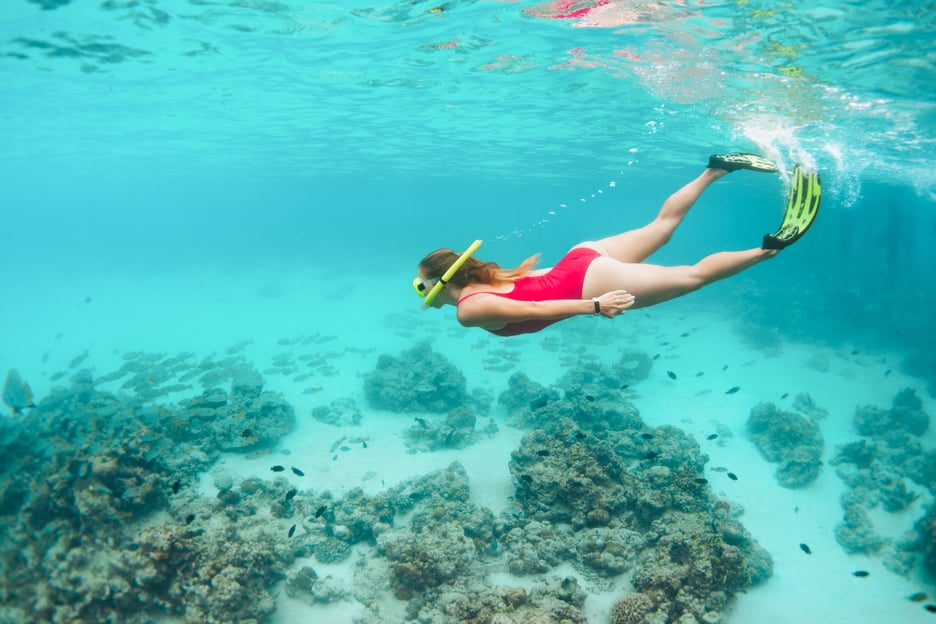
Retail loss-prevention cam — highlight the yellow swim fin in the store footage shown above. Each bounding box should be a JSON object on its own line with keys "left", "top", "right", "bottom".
{"left": 762, "top": 165, "right": 821, "bottom": 250}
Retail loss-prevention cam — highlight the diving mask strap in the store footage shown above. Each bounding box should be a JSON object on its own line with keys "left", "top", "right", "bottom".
{"left": 423, "top": 239, "right": 483, "bottom": 308}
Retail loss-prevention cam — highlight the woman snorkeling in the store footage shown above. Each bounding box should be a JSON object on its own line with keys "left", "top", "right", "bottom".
{"left": 414, "top": 153, "right": 820, "bottom": 337}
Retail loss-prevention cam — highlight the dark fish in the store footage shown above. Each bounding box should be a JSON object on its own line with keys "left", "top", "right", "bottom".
{"left": 288, "top": 524, "right": 296, "bottom": 538}
{"left": 285, "top": 488, "right": 298, "bottom": 501}
{"left": 661, "top": 341, "right": 670, "bottom": 346}
{"left": 534, "top": 400, "right": 548, "bottom": 409}
{"left": 291, "top": 467, "right": 305, "bottom": 476}
{"left": 706, "top": 434, "right": 718, "bottom": 440}
{"left": 172, "top": 480, "right": 181, "bottom": 494}
{"left": 852, "top": 570, "right": 869, "bottom": 577}
{"left": 925, "top": 604, "right": 936, "bottom": 613}
{"left": 850, "top": 349, "right": 859, "bottom": 355}
{"left": 535, "top": 449, "right": 550, "bottom": 456}
{"left": 620, "top": 384, "right": 629, "bottom": 390}
{"left": 884, "top": 369, "right": 892, "bottom": 377}
{"left": 241, "top": 429, "right": 252, "bottom": 437}
{"left": 680, "top": 332, "right": 690, "bottom": 337}
{"left": 415, "top": 416, "right": 429, "bottom": 428}
{"left": 780, "top": 393, "right": 789, "bottom": 399}
{"left": 584, "top": 394, "right": 595, "bottom": 401}
{"left": 362, "top": 440, "right": 368, "bottom": 448}
{"left": 799, "top": 543, "right": 812, "bottom": 554}
{"left": 908, "top": 592, "right": 927, "bottom": 602}
{"left": 575, "top": 432, "right": 586, "bottom": 440}
{"left": 185, "top": 513, "right": 195, "bottom": 524}
{"left": 271, "top": 465, "right": 285, "bottom": 472}
{"left": 695, "top": 478, "right": 708, "bottom": 485}
{"left": 725, "top": 386, "right": 740, "bottom": 394}
{"left": 727, "top": 472, "right": 738, "bottom": 481}
{"left": 645, "top": 451, "right": 658, "bottom": 460}
{"left": 666, "top": 371, "right": 677, "bottom": 380}
{"left": 695, "top": 372, "right": 704, "bottom": 377}
{"left": 653, "top": 354, "right": 660, "bottom": 360}
{"left": 722, "top": 365, "right": 729, "bottom": 371}
{"left": 641, "top": 433, "right": 653, "bottom": 440}
{"left": 314, "top": 505, "right": 327, "bottom": 518}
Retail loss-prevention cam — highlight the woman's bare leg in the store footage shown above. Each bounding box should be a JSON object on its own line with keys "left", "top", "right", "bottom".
{"left": 574, "top": 167, "right": 728, "bottom": 263}
{"left": 581, "top": 247, "right": 776, "bottom": 307}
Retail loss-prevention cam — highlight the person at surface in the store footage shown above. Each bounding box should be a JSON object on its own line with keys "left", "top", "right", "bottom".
{"left": 415, "top": 153, "right": 818, "bottom": 337}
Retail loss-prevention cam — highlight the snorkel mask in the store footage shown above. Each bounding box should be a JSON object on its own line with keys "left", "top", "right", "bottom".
{"left": 413, "top": 239, "right": 483, "bottom": 308}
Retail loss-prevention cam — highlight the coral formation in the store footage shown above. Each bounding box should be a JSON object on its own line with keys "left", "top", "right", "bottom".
{"left": 830, "top": 388, "right": 933, "bottom": 568}
{"left": 363, "top": 341, "right": 471, "bottom": 413}
{"left": 747, "top": 402, "right": 824, "bottom": 488}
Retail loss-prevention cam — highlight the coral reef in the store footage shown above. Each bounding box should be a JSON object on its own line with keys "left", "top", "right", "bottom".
{"left": 0, "top": 369, "right": 296, "bottom": 624}
{"left": 311, "top": 396, "right": 364, "bottom": 426}
{"left": 404, "top": 406, "right": 497, "bottom": 451}
{"left": 363, "top": 341, "right": 471, "bottom": 413}
{"left": 830, "top": 388, "right": 933, "bottom": 568}
{"left": 854, "top": 387, "right": 929, "bottom": 437}
{"left": 747, "top": 402, "right": 824, "bottom": 488}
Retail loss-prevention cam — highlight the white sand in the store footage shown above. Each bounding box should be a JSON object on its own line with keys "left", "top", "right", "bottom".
{"left": 3, "top": 266, "right": 934, "bottom": 623}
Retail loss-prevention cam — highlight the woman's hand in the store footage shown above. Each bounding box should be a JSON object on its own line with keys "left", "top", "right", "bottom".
{"left": 596, "top": 290, "right": 635, "bottom": 318}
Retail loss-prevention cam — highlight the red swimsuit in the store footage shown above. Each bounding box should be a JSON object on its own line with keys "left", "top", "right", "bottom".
{"left": 457, "top": 247, "right": 602, "bottom": 336}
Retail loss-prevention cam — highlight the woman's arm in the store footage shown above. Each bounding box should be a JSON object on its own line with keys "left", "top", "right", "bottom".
{"left": 457, "top": 290, "right": 635, "bottom": 328}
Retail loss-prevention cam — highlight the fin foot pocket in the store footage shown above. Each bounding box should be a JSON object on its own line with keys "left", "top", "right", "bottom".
{"left": 762, "top": 165, "right": 821, "bottom": 249}
{"left": 708, "top": 152, "right": 779, "bottom": 173}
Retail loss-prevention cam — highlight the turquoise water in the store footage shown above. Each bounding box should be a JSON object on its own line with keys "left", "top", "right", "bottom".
{"left": 2, "top": 1, "right": 936, "bottom": 623}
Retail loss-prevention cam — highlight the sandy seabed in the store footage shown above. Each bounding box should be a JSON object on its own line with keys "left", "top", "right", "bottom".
{"left": 3, "top": 264, "right": 934, "bottom": 624}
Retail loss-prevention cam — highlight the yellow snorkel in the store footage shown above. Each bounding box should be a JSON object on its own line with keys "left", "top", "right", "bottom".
{"left": 413, "top": 239, "right": 483, "bottom": 308}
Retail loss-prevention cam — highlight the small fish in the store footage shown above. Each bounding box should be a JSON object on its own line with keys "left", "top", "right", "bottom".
{"left": 535, "top": 449, "right": 550, "bottom": 456}
{"left": 666, "top": 371, "right": 677, "bottom": 380}
{"left": 852, "top": 570, "right": 869, "bottom": 577}
{"left": 330, "top": 436, "right": 347, "bottom": 452}
{"left": 706, "top": 434, "right": 718, "bottom": 440}
{"left": 241, "top": 429, "right": 252, "bottom": 437}
{"left": 574, "top": 432, "right": 586, "bottom": 440}
{"left": 620, "top": 384, "right": 629, "bottom": 390}
{"left": 3, "top": 369, "right": 36, "bottom": 415}
{"left": 172, "top": 480, "right": 181, "bottom": 494}
{"left": 680, "top": 332, "right": 690, "bottom": 337}
{"left": 414, "top": 417, "right": 428, "bottom": 428}
{"left": 695, "top": 478, "right": 708, "bottom": 485}
{"left": 291, "top": 467, "right": 305, "bottom": 476}
{"left": 641, "top": 433, "right": 653, "bottom": 440}
{"left": 362, "top": 440, "right": 368, "bottom": 449}
{"left": 285, "top": 488, "right": 298, "bottom": 501}
{"left": 314, "top": 505, "right": 327, "bottom": 518}
{"left": 884, "top": 369, "right": 892, "bottom": 377}
{"left": 185, "top": 513, "right": 195, "bottom": 524}
{"left": 925, "top": 604, "right": 936, "bottom": 613}
{"left": 908, "top": 592, "right": 927, "bottom": 602}
{"left": 722, "top": 364, "right": 728, "bottom": 371}
{"left": 645, "top": 451, "right": 658, "bottom": 460}
{"left": 584, "top": 394, "right": 595, "bottom": 401}
{"left": 725, "top": 386, "right": 740, "bottom": 394}
{"left": 695, "top": 372, "right": 704, "bottom": 377}
{"left": 339, "top": 445, "right": 351, "bottom": 452}
{"left": 271, "top": 465, "right": 285, "bottom": 472}
{"left": 799, "top": 543, "right": 812, "bottom": 554}
{"left": 850, "top": 349, "right": 859, "bottom": 355}
{"left": 780, "top": 392, "right": 789, "bottom": 399}
{"left": 727, "top": 472, "right": 738, "bottom": 481}
{"left": 288, "top": 524, "right": 296, "bottom": 537}
{"left": 710, "top": 466, "right": 728, "bottom": 473}
{"left": 653, "top": 354, "right": 660, "bottom": 360}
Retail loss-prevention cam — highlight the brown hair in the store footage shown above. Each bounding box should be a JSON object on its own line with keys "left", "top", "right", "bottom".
{"left": 418, "top": 249, "right": 539, "bottom": 288}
